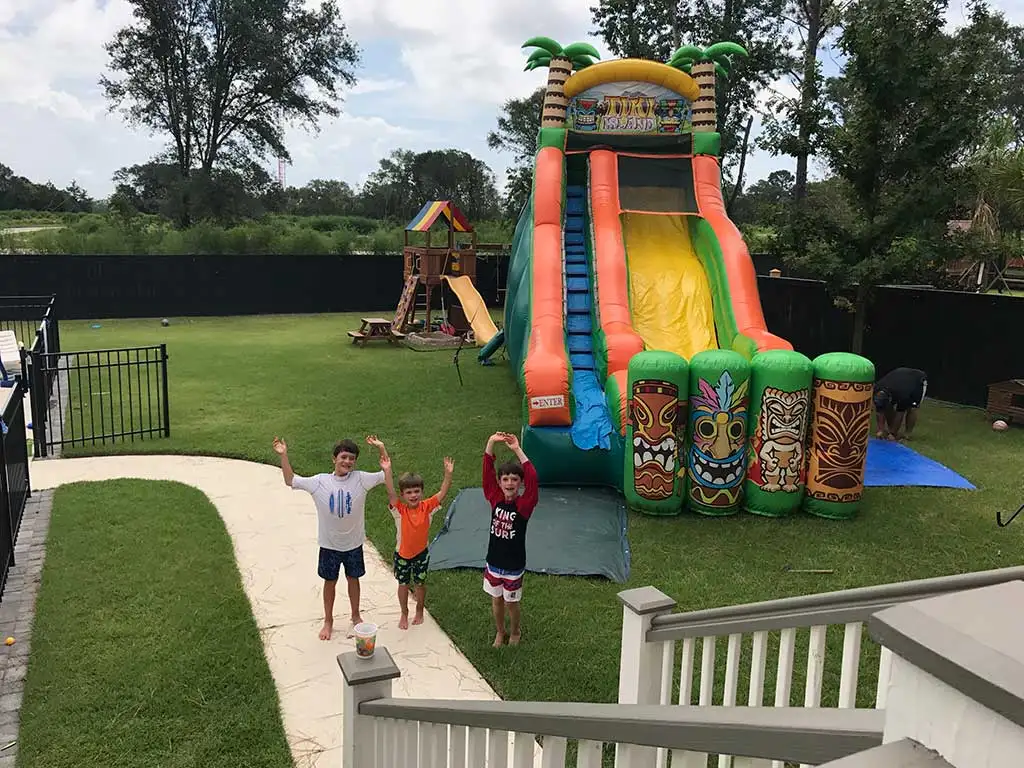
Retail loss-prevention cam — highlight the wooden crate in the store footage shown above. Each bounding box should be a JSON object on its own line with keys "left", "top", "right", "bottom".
{"left": 986, "top": 379, "right": 1024, "bottom": 423}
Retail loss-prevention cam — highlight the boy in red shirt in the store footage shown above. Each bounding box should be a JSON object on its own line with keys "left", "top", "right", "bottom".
{"left": 482, "top": 431, "right": 539, "bottom": 647}
{"left": 369, "top": 435, "right": 454, "bottom": 630}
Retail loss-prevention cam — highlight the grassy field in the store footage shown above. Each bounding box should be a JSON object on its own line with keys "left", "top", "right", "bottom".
{"left": 52, "top": 314, "right": 1024, "bottom": 708}
{"left": 17, "top": 479, "right": 293, "bottom": 768}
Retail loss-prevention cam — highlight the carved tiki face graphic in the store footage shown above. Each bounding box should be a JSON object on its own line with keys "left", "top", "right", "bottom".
{"left": 572, "top": 99, "right": 598, "bottom": 131}
{"left": 761, "top": 388, "right": 809, "bottom": 444}
{"left": 630, "top": 379, "right": 679, "bottom": 501}
{"left": 810, "top": 389, "right": 872, "bottom": 495}
{"left": 688, "top": 371, "right": 749, "bottom": 507}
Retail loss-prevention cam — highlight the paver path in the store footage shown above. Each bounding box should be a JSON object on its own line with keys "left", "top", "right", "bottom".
{"left": 28, "top": 455, "right": 514, "bottom": 768}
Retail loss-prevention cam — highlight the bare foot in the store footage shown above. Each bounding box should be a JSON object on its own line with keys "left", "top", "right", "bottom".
{"left": 509, "top": 633, "right": 521, "bottom": 646}
{"left": 398, "top": 614, "right": 409, "bottom": 630}
{"left": 319, "top": 621, "right": 333, "bottom": 641}
{"left": 493, "top": 632, "right": 505, "bottom": 648}
{"left": 875, "top": 430, "right": 884, "bottom": 439}
{"left": 412, "top": 611, "right": 424, "bottom": 626}
{"left": 346, "top": 617, "right": 361, "bottom": 638}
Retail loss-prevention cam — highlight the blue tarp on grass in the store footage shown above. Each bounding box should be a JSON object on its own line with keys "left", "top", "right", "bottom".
{"left": 864, "top": 438, "right": 976, "bottom": 490}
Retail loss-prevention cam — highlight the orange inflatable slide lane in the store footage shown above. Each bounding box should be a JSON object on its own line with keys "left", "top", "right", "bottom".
{"left": 523, "top": 146, "right": 572, "bottom": 427}
{"left": 589, "top": 150, "right": 645, "bottom": 374}
{"left": 589, "top": 150, "right": 644, "bottom": 431}
{"left": 692, "top": 155, "right": 792, "bottom": 352}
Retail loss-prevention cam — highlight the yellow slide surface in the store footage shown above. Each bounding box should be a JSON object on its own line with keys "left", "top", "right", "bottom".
{"left": 622, "top": 213, "right": 718, "bottom": 360}
{"left": 443, "top": 275, "right": 499, "bottom": 346}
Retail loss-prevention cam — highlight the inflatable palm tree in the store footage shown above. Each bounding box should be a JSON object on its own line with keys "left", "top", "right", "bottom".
{"left": 665, "top": 42, "right": 748, "bottom": 132}
{"left": 522, "top": 37, "right": 601, "bottom": 128}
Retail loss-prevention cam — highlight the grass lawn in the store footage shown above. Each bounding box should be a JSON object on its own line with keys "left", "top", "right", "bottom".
{"left": 17, "top": 480, "right": 293, "bottom": 768}
{"left": 54, "top": 314, "right": 1024, "bottom": 708}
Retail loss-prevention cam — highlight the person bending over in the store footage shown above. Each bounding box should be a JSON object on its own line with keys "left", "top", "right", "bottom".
{"left": 874, "top": 367, "right": 928, "bottom": 441}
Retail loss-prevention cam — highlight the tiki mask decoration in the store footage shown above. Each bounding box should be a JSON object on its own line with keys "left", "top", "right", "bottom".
{"left": 688, "top": 371, "right": 749, "bottom": 508}
{"left": 630, "top": 379, "right": 679, "bottom": 501}
{"left": 807, "top": 380, "right": 873, "bottom": 503}
{"left": 571, "top": 98, "right": 598, "bottom": 131}
{"left": 753, "top": 387, "right": 810, "bottom": 492}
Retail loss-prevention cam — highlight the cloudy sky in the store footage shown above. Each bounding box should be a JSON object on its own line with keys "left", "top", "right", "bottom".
{"left": 1, "top": 0, "right": 1021, "bottom": 200}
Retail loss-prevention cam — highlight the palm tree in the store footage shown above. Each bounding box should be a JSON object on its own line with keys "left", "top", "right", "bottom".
{"left": 522, "top": 37, "right": 600, "bottom": 128}
{"left": 665, "top": 42, "right": 748, "bottom": 133}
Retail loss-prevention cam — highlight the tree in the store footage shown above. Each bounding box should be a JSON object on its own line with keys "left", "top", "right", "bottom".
{"left": 488, "top": 88, "right": 546, "bottom": 166}
{"left": 731, "top": 169, "right": 794, "bottom": 226}
{"left": 101, "top": 0, "right": 359, "bottom": 227}
{"left": 0, "top": 164, "right": 93, "bottom": 213}
{"left": 522, "top": 37, "right": 600, "bottom": 128}
{"left": 590, "top": 0, "right": 683, "bottom": 59}
{"left": 358, "top": 149, "right": 501, "bottom": 223}
{"left": 488, "top": 88, "right": 545, "bottom": 220}
{"left": 501, "top": 167, "right": 535, "bottom": 221}
{"left": 758, "top": 0, "right": 843, "bottom": 202}
{"left": 288, "top": 180, "right": 358, "bottom": 217}
{"left": 113, "top": 160, "right": 279, "bottom": 222}
{"left": 784, "top": 0, "right": 1005, "bottom": 351}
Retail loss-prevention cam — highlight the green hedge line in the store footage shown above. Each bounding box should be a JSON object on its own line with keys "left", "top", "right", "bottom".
{"left": 0, "top": 213, "right": 515, "bottom": 255}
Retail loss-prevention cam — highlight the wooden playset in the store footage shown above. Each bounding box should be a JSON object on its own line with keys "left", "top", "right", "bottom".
{"left": 401, "top": 200, "right": 478, "bottom": 333}
{"left": 348, "top": 201, "right": 508, "bottom": 345}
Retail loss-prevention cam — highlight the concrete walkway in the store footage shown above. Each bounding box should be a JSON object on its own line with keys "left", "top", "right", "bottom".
{"left": 28, "top": 455, "right": 506, "bottom": 768}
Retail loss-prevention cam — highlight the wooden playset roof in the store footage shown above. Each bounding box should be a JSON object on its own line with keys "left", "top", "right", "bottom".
{"left": 405, "top": 201, "right": 474, "bottom": 233}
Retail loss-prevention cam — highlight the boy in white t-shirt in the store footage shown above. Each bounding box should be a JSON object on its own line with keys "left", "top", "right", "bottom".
{"left": 272, "top": 435, "right": 388, "bottom": 641}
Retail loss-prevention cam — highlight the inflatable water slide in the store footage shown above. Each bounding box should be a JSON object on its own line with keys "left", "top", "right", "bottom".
{"left": 504, "top": 50, "right": 876, "bottom": 520}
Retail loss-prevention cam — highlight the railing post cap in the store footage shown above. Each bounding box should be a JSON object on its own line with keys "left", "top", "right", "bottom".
{"left": 618, "top": 586, "right": 677, "bottom": 615}
{"left": 337, "top": 646, "right": 402, "bottom": 685}
{"left": 867, "top": 580, "right": 1024, "bottom": 729}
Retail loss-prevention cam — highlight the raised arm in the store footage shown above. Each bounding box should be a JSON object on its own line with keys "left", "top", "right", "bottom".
{"left": 381, "top": 455, "right": 398, "bottom": 505}
{"left": 502, "top": 431, "right": 529, "bottom": 465}
{"left": 503, "top": 432, "right": 539, "bottom": 511}
{"left": 368, "top": 435, "right": 399, "bottom": 505}
{"left": 482, "top": 433, "right": 503, "bottom": 504}
{"left": 366, "top": 434, "right": 390, "bottom": 463}
{"left": 273, "top": 437, "right": 295, "bottom": 487}
{"left": 435, "top": 456, "right": 455, "bottom": 504}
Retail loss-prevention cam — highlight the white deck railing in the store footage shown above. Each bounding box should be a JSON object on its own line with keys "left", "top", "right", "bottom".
{"left": 616, "top": 566, "right": 1024, "bottom": 768}
{"left": 340, "top": 648, "right": 884, "bottom": 768}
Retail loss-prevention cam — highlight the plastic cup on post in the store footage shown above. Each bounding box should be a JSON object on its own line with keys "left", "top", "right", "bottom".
{"left": 353, "top": 622, "right": 378, "bottom": 659}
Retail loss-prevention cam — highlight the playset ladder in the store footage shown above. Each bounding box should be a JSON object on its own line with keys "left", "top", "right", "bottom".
{"left": 394, "top": 274, "right": 418, "bottom": 333}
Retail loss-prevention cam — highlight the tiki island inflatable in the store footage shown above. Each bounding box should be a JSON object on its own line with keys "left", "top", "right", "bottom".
{"left": 502, "top": 37, "right": 875, "bottom": 519}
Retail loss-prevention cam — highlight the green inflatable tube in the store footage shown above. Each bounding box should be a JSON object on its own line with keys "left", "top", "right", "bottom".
{"left": 478, "top": 328, "right": 505, "bottom": 362}
{"left": 685, "top": 349, "right": 751, "bottom": 516}
{"left": 744, "top": 350, "right": 814, "bottom": 517}
{"left": 623, "top": 350, "right": 689, "bottom": 516}
{"left": 803, "top": 352, "right": 875, "bottom": 520}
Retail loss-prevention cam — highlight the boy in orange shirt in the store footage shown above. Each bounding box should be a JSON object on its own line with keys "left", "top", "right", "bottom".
{"left": 368, "top": 435, "right": 454, "bottom": 630}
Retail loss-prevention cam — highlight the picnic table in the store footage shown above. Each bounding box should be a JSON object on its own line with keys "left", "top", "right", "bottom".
{"left": 347, "top": 317, "right": 405, "bottom": 346}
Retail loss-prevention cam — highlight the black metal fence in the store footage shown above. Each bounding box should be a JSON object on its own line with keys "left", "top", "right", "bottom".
{"left": 0, "top": 377, "right": 31, "bottom": 601}
{"left": 29, "top": 345, "right": 170, "bottom": 458}
{"left": 0, "top": 295, "right": 60, "bottom": 364}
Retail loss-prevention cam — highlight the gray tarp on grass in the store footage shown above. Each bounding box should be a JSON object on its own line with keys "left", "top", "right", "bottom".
{"left": 427, "top": 486, "right": 631, "bottom": 583}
